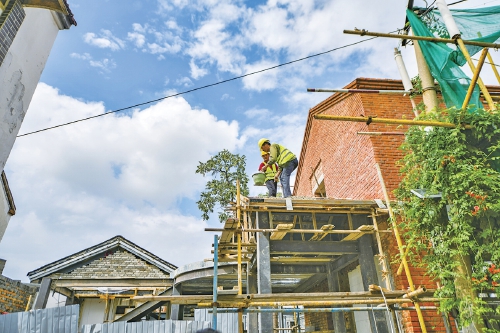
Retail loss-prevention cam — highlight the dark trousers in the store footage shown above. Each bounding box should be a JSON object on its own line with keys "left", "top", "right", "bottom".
{"left": 279, "top": 158, "right": 298, "bottom": 198}
{"left": 265, "top": 179, "right": 277, "bottom": 197}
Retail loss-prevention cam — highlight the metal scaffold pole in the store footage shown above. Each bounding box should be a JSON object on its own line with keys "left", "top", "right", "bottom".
{"left": 236, "top": 179, "right": 244, "bottom": 333}
{"left": 213, "top": 234, "right": 219, "bottom": 331}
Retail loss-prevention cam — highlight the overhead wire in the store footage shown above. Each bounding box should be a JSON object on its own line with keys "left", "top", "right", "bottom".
{"left": 17, "top": 35, "right": 385, "bottom": 138}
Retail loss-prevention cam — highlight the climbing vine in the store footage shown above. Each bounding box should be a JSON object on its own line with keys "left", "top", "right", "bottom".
{"left": 395, "top": 107, "right": 500, "bottom": 331}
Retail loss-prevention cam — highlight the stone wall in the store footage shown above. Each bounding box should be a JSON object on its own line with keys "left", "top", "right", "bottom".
{"left": 0, "top": 274, "right": 36, "bottom": 313}
{"left": 64, "top": 250, "right": 170, "bottom": 279}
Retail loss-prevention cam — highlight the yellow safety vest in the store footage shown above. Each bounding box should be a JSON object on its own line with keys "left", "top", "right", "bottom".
{"left": 264, "top": 164, "right": 278, "bottom": 181}
{"left": 276, "top": 144, "right": 296, "bottom": 167}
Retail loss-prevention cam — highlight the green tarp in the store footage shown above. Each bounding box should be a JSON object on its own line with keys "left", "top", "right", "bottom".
{"left": 407, "top": 6, "right": 500, "bottom": 110}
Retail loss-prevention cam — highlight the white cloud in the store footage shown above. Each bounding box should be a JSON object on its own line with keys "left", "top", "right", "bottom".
{"left": 157, "top": 0, "right": 190, "bottom": 12}
{"left": 0, "top": 83, "right": 242, "bottom": 279}
{"left": 70, "top": 52, "right": 91, "bottom": 60}
{"left": 220, "top": 93, "right": 232, "bottom": 101}
{"left": 89, "top": 58, "right": 117, "bottom": 72}
{"left": 128, "top": 32, "right": 146, "bottom": 48}
{"left": 70, "top": 52, "right": 117, "bottom": 74}
{"left": 189, "top": 60, "right": 209, "bottom": 79}
{"left": 132, "top": 23, "right": 146, "bottom": 33}
{"left": 187, "top": 18, "right": 246, "bottom": 75}
{"left": 147, "top": 42, "right": 182, "bottom": 54}
{"left": 176, "top": 76, "right": 193, "bottom": 87}
{"left": 244, "top": 107, "right": 271, "bottom": 119}
{"left": 83, "top": 30, "right": 125, "bottom": 51}
{"left": 165, "top": 20, "right": 182, "bottom": 32}
{"left": 126, "top": 22, "right": 184, "bottom": 56}
{"left": 242, "top": 59, "right": 279, "bottom": 91}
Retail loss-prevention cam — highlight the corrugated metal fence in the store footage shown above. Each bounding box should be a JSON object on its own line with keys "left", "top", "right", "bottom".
{"left": 194, "top": 309, "right": 238, "bottom": 333}
{"left": 81, "top": 320, "right": 211, "bottom": 333}
{"left": 0, "top": 305, "right": 79, "bottom": 333}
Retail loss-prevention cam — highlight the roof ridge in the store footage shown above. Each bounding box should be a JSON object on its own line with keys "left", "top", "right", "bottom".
{"left": 27, "top": 235, "right": 177, "bottom": 281}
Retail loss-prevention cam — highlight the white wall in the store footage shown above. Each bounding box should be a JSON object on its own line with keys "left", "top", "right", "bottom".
{"left": 80, "top": 298, "right": 107, "bottom": 327}
{"left": 0, "top": 7, "right": 61, "bottom": 173}
{"left": 0, "top": 182, "right": 11, "bottom": 242}
{"left": 0, "top": 7, "right": 63, "bottom": 242}
{"left": 348, "top": 265, "right": 372, "bottom": 332}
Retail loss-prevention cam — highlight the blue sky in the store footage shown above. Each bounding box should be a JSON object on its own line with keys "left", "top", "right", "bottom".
{"left": 1, "top": 0, "right": 500, "bottom": 281}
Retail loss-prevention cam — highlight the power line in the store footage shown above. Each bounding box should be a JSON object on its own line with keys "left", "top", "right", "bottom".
{"left": 17, "top": 36, "right": 380, "bottom": 138}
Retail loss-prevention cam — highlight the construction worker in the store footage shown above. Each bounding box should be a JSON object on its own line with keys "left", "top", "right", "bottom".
{"left": 259, "top": 150, "right": 280, "bottom": 197}
{"left": 258, "top": 138, "right": 298, "bottom": 198}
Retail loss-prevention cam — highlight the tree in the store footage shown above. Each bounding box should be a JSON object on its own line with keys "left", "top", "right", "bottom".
{"left": 196, "top": 149, "right": 249, "bottom": 223}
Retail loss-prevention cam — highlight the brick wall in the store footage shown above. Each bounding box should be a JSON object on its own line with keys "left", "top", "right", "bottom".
{"left": 0, "top": 275, "right": 36, "bottom": 313}
{"left": 303, "top": 279, "right": 334, "bottom": 333}
{"left": 0, "top": 0, "right": 26, "bottom": 66}
{"left": 295, "top": 78, "right": 421, "bottom": 200}
{"left": 294, "top": 78, "right": 455, "bottom": 332}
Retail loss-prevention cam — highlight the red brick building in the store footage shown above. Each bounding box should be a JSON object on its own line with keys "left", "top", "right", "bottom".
{"left": 294, "top": 78, "right": 416, "bottom": 200}
{"left": 293, "top": 78, "right": 452, "bottom": 333}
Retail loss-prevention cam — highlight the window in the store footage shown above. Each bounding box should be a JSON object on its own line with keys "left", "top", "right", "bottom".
{"left": 310, "top": 161, "right": 326, "bottom": 198}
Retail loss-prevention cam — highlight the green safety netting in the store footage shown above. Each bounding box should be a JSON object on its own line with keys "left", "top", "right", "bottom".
{"left": 406, "top": 6, "right": 500, "bottom": 110}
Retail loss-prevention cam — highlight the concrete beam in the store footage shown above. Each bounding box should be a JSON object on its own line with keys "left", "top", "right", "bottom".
{"left": 271, "top": 264, "right": 326, "bottom": 275}
{"left": 257, "top": 211, "right": 273, "bottom": 332}
{"left": 170, "top": 284, "right": 184, "bottom": 320}
{"left": 293, "top": 273, "right": 327, "bottom": 293}
{"left": 327, "top": 263, "right": 347, "bottom": 333}
{"left": 33, "top": 277, "right": 52, "bottom": 309}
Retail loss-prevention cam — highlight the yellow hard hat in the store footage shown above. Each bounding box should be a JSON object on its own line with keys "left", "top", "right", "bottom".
{"left": 261, "top": 150, "right": 269, "bottom": 156}
{"left": 258, "top": 138, "right": 270, "bottom": 149}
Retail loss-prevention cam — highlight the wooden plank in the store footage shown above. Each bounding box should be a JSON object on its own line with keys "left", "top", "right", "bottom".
{"left": 270, "top": 223, "right": 294, "bottom": 240}
{"left": 342, "top": 225, "right": 374, "bottom": 241}
{"left": 309, "top": 224, "right": 335, "bottom": 241}
{"left": 220, "top": 218, "right": 238, "bottom": 243}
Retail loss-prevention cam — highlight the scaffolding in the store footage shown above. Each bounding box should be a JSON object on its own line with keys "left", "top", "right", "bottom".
{"left": 133, "top": 186, "right": 443, "bottom": 332}
{"left": 199, "top": 177, "right": 439, "bottom": 333}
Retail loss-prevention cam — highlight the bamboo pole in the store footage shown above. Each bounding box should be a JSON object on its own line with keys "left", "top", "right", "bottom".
{"left": 343, "top": 29, "right": 500, "bottom": 49}
{"left": 462, "top": 48, "right": 489, "bottom": 109}
{"left": 456, "top": 39, "right": 496, "bottom": 110}
{"left": 433, "top": 0, "right": 495, "bottom": 110}
{"left": 375, "top": 164, "right": 428, "bottom": 333}
{"left": 197, "top": 298, "right": 442, "bottom": 308}
{"left": 25, "top": 295, "right": 32, "bottom": 311}
{"left": 134, "top": 290, "right": 437, "bottom": 302}
{"left": 205, "top": 227, "right": 392, "bottom": 234}
{"left": 478, "top": 32, "right": 500, "bottom": 85}
{"left": 216, "top": 307, "right": 389, "bottom": 313}
{"left": 307, "top": 88, "right": 412, "bottom": 94}
{"left": 486, "top": 53, "right": 500, "bottom": 84}
{"left": 371, "top": 213, "right": 391, "bottom": 290}
{"left": 357, "top": 131, "right": 405, "bottom": 136}
{"left": 314, "top": 114, "right": 472, "bottom": 129}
